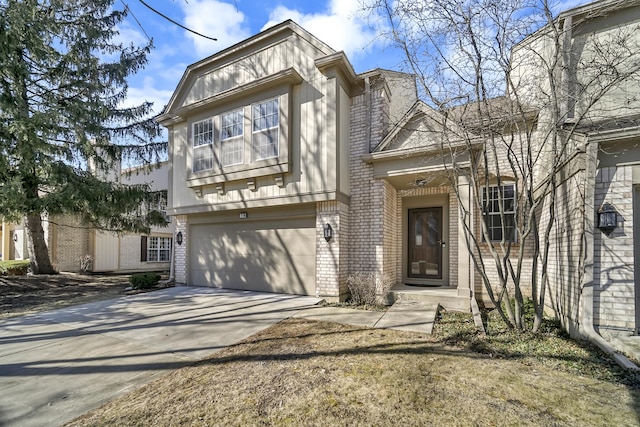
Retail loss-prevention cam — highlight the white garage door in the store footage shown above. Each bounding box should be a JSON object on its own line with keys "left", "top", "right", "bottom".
{"left": 189, "top": 217, "right": 316, "bottom": 295}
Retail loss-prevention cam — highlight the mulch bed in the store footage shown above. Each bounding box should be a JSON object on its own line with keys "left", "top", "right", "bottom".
{"left": 0, "top": 273, "right": 134, "bottom": 319}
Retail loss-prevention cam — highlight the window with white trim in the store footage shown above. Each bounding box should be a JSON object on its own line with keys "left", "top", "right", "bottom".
{"left": 220, "top": 109, "right": 244, "bottom": 166}
{"left": 147, "top": 236, "right": 172, "bottom": 262}
{"left": 252, "top": 98, "right": 279, "bottom": 160}
{"left": 482, "top": 184, "right": 516, "bottom": 242}
{"left": 192, "top": 118, "right": 214, "bottom": 172}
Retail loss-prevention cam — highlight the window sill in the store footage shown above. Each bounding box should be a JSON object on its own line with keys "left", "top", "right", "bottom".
{"left": 479, "top": 241, "right": 520, "bottom": 248}
{"left": 188, "top": 157, "right": 289, "bottom": 186}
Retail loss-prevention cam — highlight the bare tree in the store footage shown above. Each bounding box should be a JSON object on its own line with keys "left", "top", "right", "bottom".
{"left": 369, "top": 0, "right": 640, "bottom": 331}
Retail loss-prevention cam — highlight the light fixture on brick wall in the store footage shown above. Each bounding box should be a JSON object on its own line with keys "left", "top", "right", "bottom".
{"left": 597, "top": 203, "right": 618, "bottom": 236}
{"left": 176, "top": 231, "right": 183, "bottom": 245}
{"left": 323, "top": 223, "right": 333, "bottom": 242}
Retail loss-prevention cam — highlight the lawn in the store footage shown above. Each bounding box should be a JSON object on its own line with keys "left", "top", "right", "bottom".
{"left": 66, "top": 310, "right": 640, "bottom": 427}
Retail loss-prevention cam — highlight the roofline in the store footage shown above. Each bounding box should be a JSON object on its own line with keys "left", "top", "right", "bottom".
{"left": 121, "top": 160, "right": 168, "bottom": 175}
{"left": 514, "top": 0, "right": 640, "bottom": 52}
{"left": 558, "top": 0, "right": 640, "bottom": 20}
{"left": 185, "top": 20, "right": 335, "bottom": 75}
{"left": 160, "top": 20, "right": 335, "bottom": 116}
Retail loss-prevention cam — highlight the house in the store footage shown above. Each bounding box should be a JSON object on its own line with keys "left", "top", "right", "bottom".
{"left": 519, "top": 0, "right": 640, "bottom": 346}
{"left": 0, "top": 161, "right": 175, "bottom": 274}
{"left": 158, "top": 2, "right": 639, "bottom": 352}
{"left": 157, "top": 19, "right": 476, "bottom": 310}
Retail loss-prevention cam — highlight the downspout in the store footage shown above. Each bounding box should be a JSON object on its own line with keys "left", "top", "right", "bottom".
{"left": 160, "top": 228, "right": 176, "bottom": 286}
{"left": 581, "top": 140, "right": 638, "bottom": 370}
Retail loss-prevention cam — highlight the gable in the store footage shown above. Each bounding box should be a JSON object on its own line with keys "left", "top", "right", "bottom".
{"left": 375, "top": 101, "right": 456, "bottom": 154}
{"left": 384, "top": 111, "right": 443, "bottom": 151}
{"left": 158, "top": 21, "right": 335, "bottom": 119}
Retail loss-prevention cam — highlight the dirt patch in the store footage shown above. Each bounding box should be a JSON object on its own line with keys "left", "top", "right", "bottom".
{"left": 0, "top": 274, "right": 138, "bottom": 319}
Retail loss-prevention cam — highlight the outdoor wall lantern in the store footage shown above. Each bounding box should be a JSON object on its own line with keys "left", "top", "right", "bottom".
{"left": 597, "top": 203, "right": 618, "bottom": 236}
{"left": 13, "top": 234, "right": 18, "bottom": 242}
{"left": 323, "top": 223, "right": 333, "bottom": 242}
{"left": 176, "top": 231, "right": 183, "bottom": 246}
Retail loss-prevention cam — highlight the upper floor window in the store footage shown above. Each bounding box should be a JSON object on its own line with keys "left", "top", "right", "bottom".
{"left": 220, "top": 109, "right": 244, "bottom": 166}
{"left": 193, "top": 118, "right": 214, "bottom": 172}
{"left": 188, "top": 95, "right": 289, "bottom": 183}
{"left": 252, "top": 98, "right": 279, "bottom": 161}
{"left": 482, "top": 184, "right": 516, "bottom": 242}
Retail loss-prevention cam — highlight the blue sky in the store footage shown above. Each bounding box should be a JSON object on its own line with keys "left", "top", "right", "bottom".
{"left": 118, "top": 0, "right": 590, "bottom": 116}
{"left": 119, "top": 0, "right": 401, "bottom": 115}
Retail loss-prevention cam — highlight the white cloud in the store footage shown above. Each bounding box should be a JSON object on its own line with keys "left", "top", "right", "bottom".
{"left": 179, "top": 0, "right": 252, "bottom": 57}
{"left": 261, "top": 0, "right": 384, "bottom": 60}
{"left": 124, "top": 76, "right": 175, "bottom": 115}
{"left": 113, "top": 20, "right": 149, "bottom": 48}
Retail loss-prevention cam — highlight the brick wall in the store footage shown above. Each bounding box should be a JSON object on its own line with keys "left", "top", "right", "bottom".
{"left": 540, "top": 162, "right": 586, "bottom": 333}
{"left": 174, "top": 215, "right": 188, "bottom": 284}
{"left": 347, "top": 74, "right": 399, "bottom": 288}
{"left": 315, "top": 201, "right": 349, "bottom": 300}
{"left": 382, "top": 181, "right": 399, "bottom": 283}
{"left": 594, "top": 165, "right": 635, "bottom": 331}
{"left": 348, "top": 85, "right": 387, "bottom": 277}
{"left": 119, "top": 234, "right": 171, "bottom": 272}
{"left": 49, "top": 215, "right": 90, "bottom": 272}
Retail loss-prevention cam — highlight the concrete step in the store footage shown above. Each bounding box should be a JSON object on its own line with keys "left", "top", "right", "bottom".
{"left": 374, "top": 299, "right": 439, "bottom": 334}
{"left": 389, "top": 286, "right": 471, "bottom": 312}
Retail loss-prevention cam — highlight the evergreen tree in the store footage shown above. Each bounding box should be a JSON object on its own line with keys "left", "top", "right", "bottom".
{"left": 0, "top": 0, "right": 167, "bottom": 274}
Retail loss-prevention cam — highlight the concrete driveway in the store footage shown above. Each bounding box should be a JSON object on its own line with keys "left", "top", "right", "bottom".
{"left": 0, "top": 287, "right": 321, "bottom": 427}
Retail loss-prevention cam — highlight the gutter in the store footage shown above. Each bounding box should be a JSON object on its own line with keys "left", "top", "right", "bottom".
{"left": 580, "top": 140, "right": 638, "bottom": 370}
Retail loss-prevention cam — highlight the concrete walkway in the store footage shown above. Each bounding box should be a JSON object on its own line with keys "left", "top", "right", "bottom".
{"left": 0, "top": 287, "right": 439, "bottom": 427}
{"left": 294, "top": 299, "right": 439, "bottom": 334}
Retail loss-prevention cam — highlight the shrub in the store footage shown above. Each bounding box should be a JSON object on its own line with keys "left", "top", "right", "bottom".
{"left": 79, "top": 255, "right": 94, "bottom": 273}
{"left": 347, "top": 272, "right": 394, "bottom": 306}
{"left": 129, "top": 273, "right": 161, "bottom": 289}
{"left": 0, "top": 260, "right": 31, "bottom": 276}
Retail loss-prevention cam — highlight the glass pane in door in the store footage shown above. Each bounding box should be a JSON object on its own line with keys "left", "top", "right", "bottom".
{"left": 408, "top": 208, "right": 442, "bottom": 279}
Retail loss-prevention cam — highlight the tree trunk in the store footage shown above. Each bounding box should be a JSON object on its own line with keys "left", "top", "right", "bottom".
{"left": 24, "top": 213, "right": 56, "bottom": 274}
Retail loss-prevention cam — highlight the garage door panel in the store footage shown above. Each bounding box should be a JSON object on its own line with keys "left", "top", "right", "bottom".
{"left": 189, "top": 217, "right": 316, "bottom": 295}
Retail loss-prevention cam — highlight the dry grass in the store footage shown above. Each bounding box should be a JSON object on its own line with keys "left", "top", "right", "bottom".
{"left": 67, "top": 315, "right": 640, "bottom": 427}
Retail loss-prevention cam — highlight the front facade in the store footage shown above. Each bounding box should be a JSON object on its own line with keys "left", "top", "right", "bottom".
{"left": 158, "top": 20, "right": 478, "bottom": 310}
{"left": 161, "top": 4, "right": 640, "bottom": 345}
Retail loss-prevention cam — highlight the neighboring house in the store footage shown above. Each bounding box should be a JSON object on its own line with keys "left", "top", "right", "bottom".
{"left": 0, "top": 162, "right": 175, "bottom": 273}
{"left": 518, "top": 0, "right": 640, "bottom": 343}
{"left": 158, "top": 2, "right": 639, "bottom": 350}
{"left": 0, "top": 221, "right": 28, "bottom": 262}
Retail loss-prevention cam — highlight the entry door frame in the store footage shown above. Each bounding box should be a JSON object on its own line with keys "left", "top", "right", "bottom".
{"left": 402, "top": 194, "right": 449, "bottom": 286}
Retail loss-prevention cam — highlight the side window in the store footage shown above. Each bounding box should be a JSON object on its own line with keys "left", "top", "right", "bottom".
{"left": 252, "top": 98, "right": 279, "bottom": 161}
{"left": 192, "top": 118, "right": 214, "bottom": 172}
{"left": 482, "top": 184, "right": 516, "bottom": 242}
{"left": 146, "top": 236, "right": 172, "bottom": 262}
{"left": 220, "top": 109, "right": 244, "bottom": 166}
